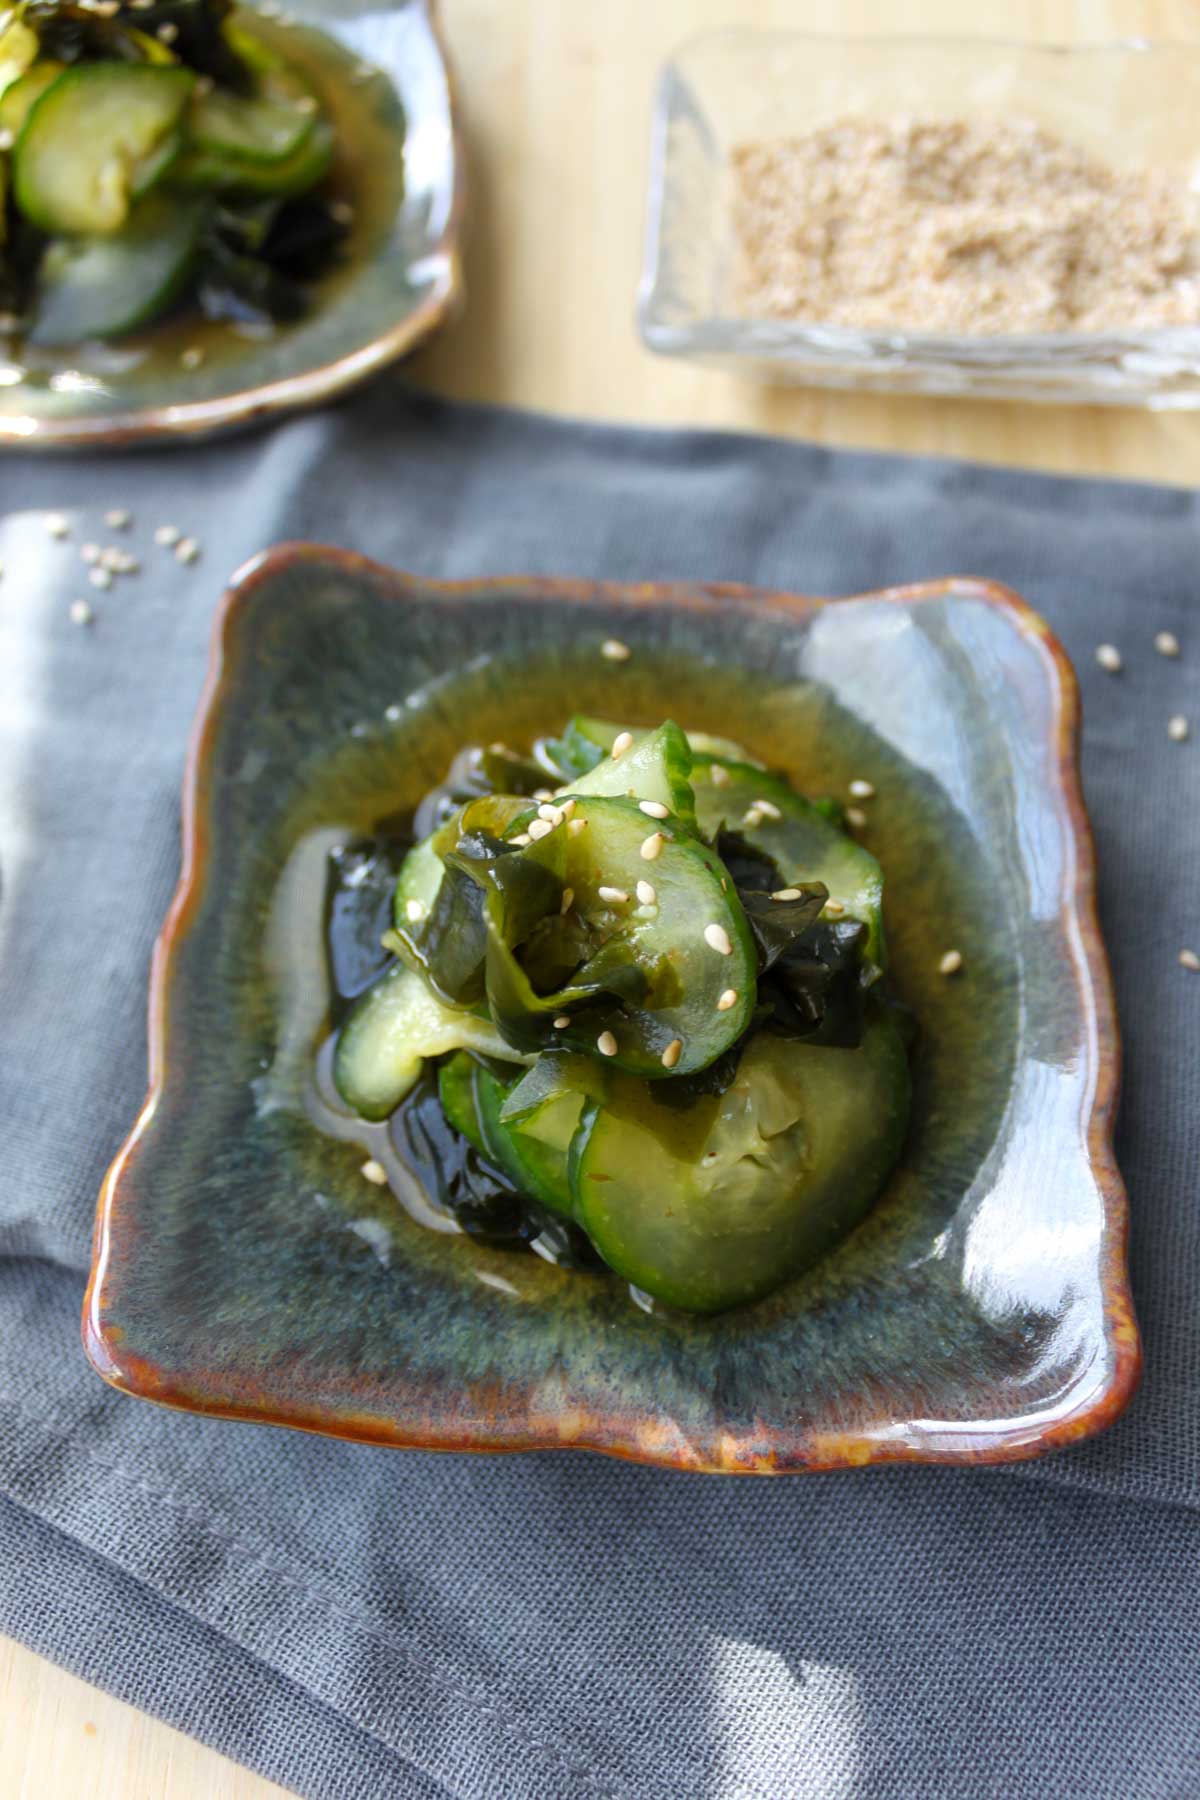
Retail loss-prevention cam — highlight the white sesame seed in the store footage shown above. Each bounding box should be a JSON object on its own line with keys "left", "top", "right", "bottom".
{"left": 597, "top": 1031, "right": 618, "bottom": 1057}
{"left": 360, "top": 1159, "right": 388, "bottom": 1185}
{"left": 939, "top": 950, "right": 964, "bottom": 976}
{"left": 752, "top": 797, "right": 782, "bottom": 821}
{"left": 44, "top": 513, "right": 69, "bottom": 539}
{"left": 1169, "top": 715, "right": 1190, "bottom": 742}
{"left": 533, "top": 788, "right": 555, "bottom": 802}
{"left": 716, "top": 988, "right": 738, "bottom": 1012}
{"left": 560, "top": 887, "right": 575, "bottom": 915}
{"left": 611, "top": 731, "right": 634, "bottom": 759}
{"left": 175, "top": 536, "right": 200, "bottom": 564}
{"left": 568, "top": 818, "right": 588, "bottom": 837}
{"left": 638, "top": 800, "right": 670, "bottom": 819}
{"left": 80, "top": 543, "right": 100, "bottom": 565}
{"left": 529, "top": 817, "right": 555, "bottom": 842}
{"left": 553, "top": 1014, "right": 571, "bottom": 1028}
{"left": 1095, "top": 643, "right": 1122, "bottom": 673}
{"left": 661, "top": 1038, "right": 683, "bottom": 1069}
{"left": 601, "top": 638, "right": 631, "bottom": 662}
{"left": 537, "top": 802, "right": 564, "bottom": 825}
{"left": 0, "top": 128, "right": 12, "bottom": 154}
{"left": 597, "top": 885, "right": 629, "bottom": 904}
{"left": 89, "top": 567, "right": 112, "bottom": 590}
{"left": 1179, "top": 949, "right": 1200, "bottom": 971}
{"left": 100, "top": 546, "right": 124, "bottom": 571}
{"left": 489, "top": 741, "right": 509, "bottom": 754}
{"left": 104, "top": 508, "right": 131, "bottom": 529}
{"left": 636, "top": 880, "right": 656, "bottom": 905}
{"left": 640, "top": 832, "right": 664, "bottom": 860}
{"left": 404, "top": 899, "right": 425, "bottom": 923}
{"left": 704, "top": 922, "right": 733, "bottom": 956}
{"left": 560, "top": 797, "right": 576, "bottom": 818}
{"left": 849, "top": 779, "right": 876, "bottom": 800}
{"left": 824, "top": 900, "right": 846, "bottom": 916}
{"left": 1155, "top": 630, "right": 1181, "bottom": 658}
{"left": 742, "top": 807, "right": 765, "bottom": 829}
{"left": 510, "top": 832, "right": 532, "bottom": 846}
{"left": 846, "top": 806, "right": 868, "bottom": 829}
{"left": 115, "top": 552, "right": 140, "bottom": 574}
{"left": 180, "top": 345, "right": 206, "bottom": 371}
{"left": 156, "top": 21, "right": 178, "bottom": 41}
{"left": 69, "top": 600, "right": 93, "bottom": 626}
{"left": 296, "top": 93, "right": 319, "bottom": 114}
{"left": 155, "top": 524, "right": 181, "bottom": 547}
{"left": 329, "top": 198, "right": 356, "bottom": 226}
{"left": 771, "top": 888, "right": 802, "bottom": 902}
{"left": 709, "top": 764, "right": 731, "bottom": 788}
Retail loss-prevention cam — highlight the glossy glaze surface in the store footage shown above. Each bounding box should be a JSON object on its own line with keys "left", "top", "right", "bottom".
{"left": 84, "top": 551, "right": 1139, "bottom": 1472}
{"left": 0, "top": 0, "right": 461, "bottom": 449}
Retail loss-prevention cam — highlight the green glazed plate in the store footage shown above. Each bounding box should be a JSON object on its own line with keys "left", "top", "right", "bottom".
{"left": 0, "top": 1, "right": 462, "bottom": 449}
{"left": 84, "top": 550, "right": 1140, "bottom": 1473}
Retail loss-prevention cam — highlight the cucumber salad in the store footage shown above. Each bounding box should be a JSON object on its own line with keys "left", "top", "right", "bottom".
{"left": 326, "top": 718, "right": 913, "bottom": 1314}
{"left": 0, "top": 0, "right": 346, "bottom": 347}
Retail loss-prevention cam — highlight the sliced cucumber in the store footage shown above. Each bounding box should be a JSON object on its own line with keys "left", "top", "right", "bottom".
{"left": 571, "top": 1010, "right": 911, "bottom": 1312}
{"left": 538, "top": 717, "right": 761, "bottom": 786}
{"left": 188, "top": 86, "right": 316, "bottom": 165}
{"left": 15, "top": 65, "right": 194, "bottom": 234}
{"left": 692, "top": 756, "right": 886, "bottom": 971}
{"left": 393, "top": 836, "right": 444, "bottom": 929}
{"left": 334, "top": 960, "right": 528, "bottom": 1122}
{"left": 29, "top": 194, "right": 207, "bottom": 347}
{"left": 558, "top": 721, "right": 697, "bottom": 831}
{"left": 472, "top": 1060, "right": 577, "bottom": 1217}
{"left": 170, "top": 116, "right": 332, "bottom": 198}
{"left": 437, "top": 1051, "right": 487, "bottom": 1152}
{"left": 0, "top": 61, "right": 63, "bottom": 136}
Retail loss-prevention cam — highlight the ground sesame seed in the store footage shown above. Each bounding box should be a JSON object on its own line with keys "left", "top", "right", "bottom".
{"left": 636, "top": 880, "right": 656, "bottom": 905}
{"left": 939, "top": 950, "right": 964, "bottom": 976}
{"left": 560, "top": 887, "right": 575, "bottom": 915}
{"left": 1156, "top": 630, "right": 1181, "bottom": 658}
{"left": 752, "top": 797, "right": 782, "bottom": 821}
{"left": 1095, "top": 643, "right": 1122, "bottom": 673}
{"left": 180, "top": 345, "right": 206, "bottom": 371}
{"left": 709, "top": 764, "right": 731, "bottom": 788}
{"left": 510, "top": 832, "right": 532, "bottom": 846}
{"left": 638, "top": 800, "right": 670, "bottom": 819}
{"left": 155, "top": 524, "right": 181, "bottom": 547}
{"left": 175, "top": 536, "right": 200, "bottom": 564}
{"left": 44, "top": 513, "right": 69, "bottom": 539}
{"left": 601, "top": 638, "right": 631, "bottom": 662}
{"left": 104, "top": 508, "right": 131, "bottom": 529}
{"left": 89, "top": 567, "right": 112, "bottom": 590}
{"left": 69, "top": 600, "right": 93, "bottom": 626}
{"left": 611, "top": 731, "right": 634, "bottom": 759}
{"left": 528, "top": 818, "right": 554, "bottom": 841}
{"left": 704, "top": 922, "right": 733, "bottom": 956}
{"left": 1169, "top": 715, "right": 1190, "bottom": 742}
{"left": 661, "top": 1038, "right": 683, "bottom": 1069}
{"left": 80, "top": 543, "right": 100, "bottom": 565}
{"left": 640, "top": 832, "right": 664, "bottom": 860}
{"left": 824, "top": 900, "right": 846, "bottom": 916}
{"left": 848, "top": 778, "right": 876, "bottom": 800}
{"left": 597, "top": 1031, "right": 618, "bottom": 1057}
{"left": 598, "top": 885, "right": 629, "bottom": 904}
{"left": 554, "top": 1014, "right": 572, "bottom": 1028}
{"left": 360, "top": 1159, "right": 388, "bottom": 1185}
{"left": 157, "top": 20, "right": 178, "bottom": 40}
{"left": 568, "top": 819, "right": 588, "bottom": 837}
{"left": 846, "top": 806, "right": 868, "bottom": 829}
{"left": 1180, "top": 949, "right": 1200, "bottom": 971}
{"left": 404, "top": 899, "right": 425, "bottom": 923}
{"left": 716, "top": 989, "right": 738, "bottom": 1012}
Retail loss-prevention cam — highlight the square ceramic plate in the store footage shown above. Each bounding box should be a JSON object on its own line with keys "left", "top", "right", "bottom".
{"left": 0, "top": 0, "right": 462, "bottom": 449}
{"left": 85, "top": 551, "right": 1140, "bottom": 1473}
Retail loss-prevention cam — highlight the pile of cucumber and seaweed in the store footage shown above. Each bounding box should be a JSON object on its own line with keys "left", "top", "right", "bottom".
{"left": 326, "top": 719, "right": 913, "bottom": 1315}
{"left": 0, "top": 0, "right": 344, "bottom": 346}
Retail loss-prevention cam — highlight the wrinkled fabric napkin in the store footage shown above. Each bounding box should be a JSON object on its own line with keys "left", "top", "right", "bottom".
{"left": 3, "top": 384, "right": 1200, "bottom": 1800}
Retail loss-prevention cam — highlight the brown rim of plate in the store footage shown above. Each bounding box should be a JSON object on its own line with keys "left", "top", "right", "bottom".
{"left": 0, "top": 0, "right": 465, "bottom": 452}
{"left": 83, "top": 548, "right": 1142, "bottom": 1473}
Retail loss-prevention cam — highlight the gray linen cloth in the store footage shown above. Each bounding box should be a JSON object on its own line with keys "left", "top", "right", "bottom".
{"left": 2, "top": 384, "right": 1199, "bottom": 1800}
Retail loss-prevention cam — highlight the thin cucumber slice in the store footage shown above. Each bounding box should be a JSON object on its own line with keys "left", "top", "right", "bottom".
{"left": 393, "top": 836, "right": 444, "bottom": 930}
{"left": 15, "top": 65, "right": 194, "bottom": 234}
{"left": 437, "top": 1051, "right": 487, "bottom": 1153}
{"left": 333, "top": 960, "right": 528, "bottom": 1122}
{"left": 188, "top": 86, "right": 317, "bottom": 165}
{"left": 169, "top": 116, "right": 332, "bottom": 198}
{"left": 472, "top": 1060, "right": 577, "bottom": 1217}
{"left": 571, "top": 1011, "right": 911, "bottom": 1313}
{"left": 28, "top": 194, "right": 207, "bottom": 347}
{"left": 558, "top": 721, "right": 697, "bottom": 831}
{"left": 0, "top": 61, "right": 62, "bottom": 136}
{"left": 692, "top": 756, "right": 886, "bottom": 971}
{"left": 538, "top": 717, "right": 761, "bottom": 785}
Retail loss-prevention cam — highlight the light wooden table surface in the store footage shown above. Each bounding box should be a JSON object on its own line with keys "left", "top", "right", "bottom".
{"left": 4, "top": 0, "right": 1197, "bottom": 1793}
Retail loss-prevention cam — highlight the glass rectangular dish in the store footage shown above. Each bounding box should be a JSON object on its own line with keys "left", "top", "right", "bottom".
{"left": 637, "top": 31, "right": 1200, "bottom": 408}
